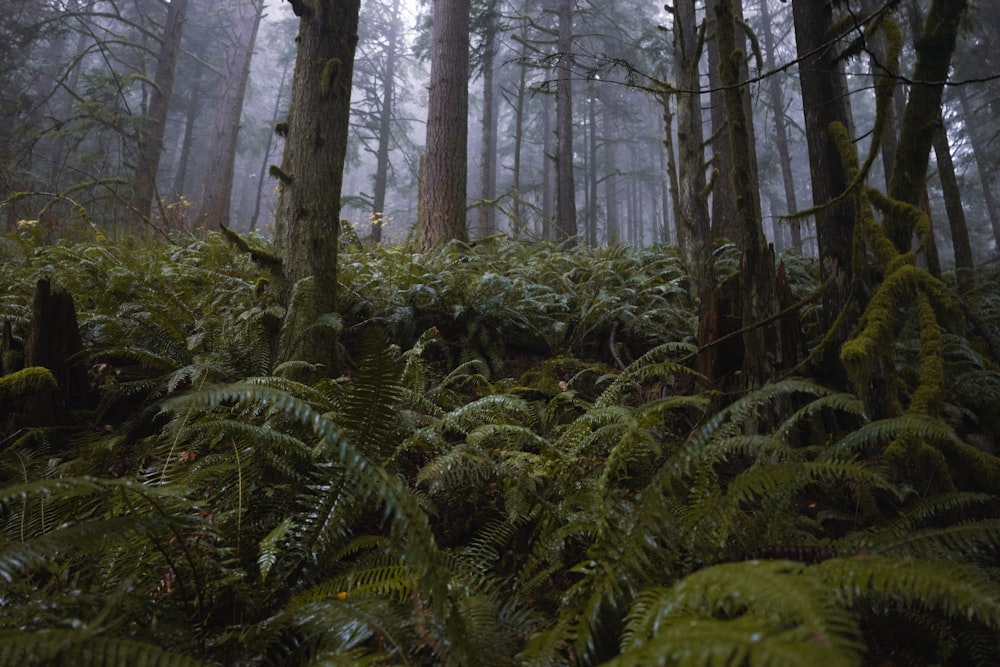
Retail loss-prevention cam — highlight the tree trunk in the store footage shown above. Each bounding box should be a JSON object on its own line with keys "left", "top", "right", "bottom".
{"left": 672, "top": 0, "right": 711, "bottom": 296}
{"left": 932, "top": 124, "right": 974, "bottom": 288}
{"left": 478, "top": 0, "right": 498, "bottom": 239}
{"left": 603, "top": 99, "right": 620, "bottom": 244}
{"left": 714, "top": 0, "right": 779, "bottom": 387}
{"left": 372, "top": 0, "right": 403, "bottom": 245}
{"left": 886, "top": 0, "right": 969, "bottom": 251}
{"left": 553, "top": 0, "right": 577, "bottom": 244}
{"left": 956, "top": 86, "right": 1000, "bottom": 252}
{"left": 541, "top": 93, "right": 553, "bottom": 240}
{"left": 587, "top": 85, "right": 598, "bottom": 246}
{"left": 420, "top": 0, "right": 470, "bottom": 250}
{"left": 251, "top": 58, "right": 292, "bottom": 234}
{"left": 791, "top": 0, "right": 857, "bottom": 374}
{"left": 759, "top": 0, "right": 801, "bottom": 250}
{"left": 198, "top": 0, "right": 265, "bottom": 230}
{"left": 173, "top": 59, "right": 206, "bottom": 201}
{"left": 273, "top": 0, "right": 362, "bottom": 371}
{"left": 132, "top": 0, "right": 188, "bottom": 228}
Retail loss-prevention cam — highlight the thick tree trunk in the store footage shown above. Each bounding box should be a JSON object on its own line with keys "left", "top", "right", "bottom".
{"left": 198, "top": 0, "right": 264, "bottom": 229}
{"left": 791, "top": 0, "right": 857, "bottom": 374}
{"left": 273, "top": 0, "right": 362, "bottom": 371}
{"left": 553, "top": 0, "right": 577, "bottom": 244}
{"left": 420, "top": 0, "right": 470, "bottom": 250}
{"left": 372, "top": 0, "right": 403, "bottom": 244}
{"left": 672, "top": 0, "right": 711, "bottom": 296}
{"left": 132, "top": 0, "right": 188, "bottom": 228}
{"left": 714, "top": 0, "right": 779, "bottom": 386}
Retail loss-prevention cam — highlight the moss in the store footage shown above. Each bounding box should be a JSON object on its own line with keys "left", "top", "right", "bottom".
{"left": 268, "top": 164, "right": 293, "bottom": 185}
{"left": 320, "top": 58, "right": 341, "bottom": 97}
{"left": 910, "top": 293, "right": 944, "bottom": 415}
{"left": 0, "top": 366, "right": 57, "bottom": 404}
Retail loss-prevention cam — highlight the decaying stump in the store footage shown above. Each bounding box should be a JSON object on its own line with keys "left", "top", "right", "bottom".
{"left": 1, "top": 278, "right": 88, "bottom": 426}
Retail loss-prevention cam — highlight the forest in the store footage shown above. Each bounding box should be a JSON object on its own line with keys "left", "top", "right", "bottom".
{"left": 2, "top": 0, "right": 1000, "bottom": 665}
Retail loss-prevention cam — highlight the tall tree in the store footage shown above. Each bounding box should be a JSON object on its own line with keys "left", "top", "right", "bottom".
{"left": 197, "top": 0, "right": 265, "bottom": 228}
{"left": 131, "top": 0, "right": 188, "bottom": 228}
{"left": 669, "top": 0, "right": 711, "bottom": 295}
{"left": 369, "top": 0, "right": 405, "bottom": 244}
{"left": 791, "top": 0, "right": 857, "bottom": 371}
{"left": 553, "top": 0, "right": 577, "bottom": 243}
{"left": 886, "top": 0, "right": 969, "bottom": 251}
{"left": 714, "top": 0, "right": 779, "bottom": 385}
{"left": 272, "top": 0, "right": 363, "bottom": 369}
{"left": 477, "top": 0, "right": 499, "bottom": 238}
{"left": 419, "top": 0, "right": 471, "bottom": 250}
{"left": 758, "top": 0, "right": 801, "bottom": 249}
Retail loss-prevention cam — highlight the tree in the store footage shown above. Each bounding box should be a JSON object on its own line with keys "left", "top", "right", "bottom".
{"left": 886, "top": 0, "right": 969, "bottom": 252}
{"left": 758, "top": 0, "right": 802, "bottom": 250}
{"left": 131, "top": 0, "right": 188, "bottom": 228}
{"left": 197, "top": 0, "right": 266, "bottom": 229}
{"left": 552, "top": 0, "right": 577, "bottom": 244}
{"left": 714, "top": 0, "right": 779, "bottom": 386}
{"left": 476, "top": 0, "right": 500, "bottom": 238}
{"left": 791, "top": 0, "right": 857, "bottom": 374}
{"left": 272, "top": 0, "right": 363, "bottom": 370}
{"left": 419, "top": 0, "right": 471, "bottom": 250}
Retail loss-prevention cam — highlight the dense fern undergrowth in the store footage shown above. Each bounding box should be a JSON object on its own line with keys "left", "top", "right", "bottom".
{"left": 2, "top": 229, "right": 1000, "bottom": 666}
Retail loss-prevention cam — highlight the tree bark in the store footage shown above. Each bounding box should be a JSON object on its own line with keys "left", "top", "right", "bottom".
{"left": 932, "top": 124, "right": 974, "bottom": 288}
{"left": 273, "top": 0, "right": 362, "bottom": 371}
{"left": 956, "top": 86, "right": 1000, "bottom": 252}
{"left": 887, "top": 0, "right": 969, "bottom": 251}
{"left": 553, "top": 0, "right": 577, "bottom": 244}
{"left": 671, "top": 0, "right": 711, "bottom": 296}
{"left": 372, "top": 0, "right": 403, "bottom": 245}
{"left": 791, "top": 0, "right": 857, "bottom": 372}
{"left": 198, "top": 0, "right": 265, "bottom": 230}
{"left": 477, "top": 0, "right": 499, "bottom": 239}
{"left": 714, "top": 0, "right": 779, "bottom": 386}
{"left": 132, "top": 0, "right": 188, "bottom": 228}
{"left": 419, "top": 0, "right": 471, "bottom": 250}
{"left": 759, "top": 0, "right": 801, "bottom": 250}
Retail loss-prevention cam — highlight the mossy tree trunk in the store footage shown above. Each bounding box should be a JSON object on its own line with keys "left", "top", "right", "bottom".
{"left": 886, "top": 0, "right": 969, "bottom": 251}
{"left": 791, "top": 0, "right": 858, "bottom": 381}
{"left": 713, "top": 0, "right": 781, "bottom": 388}
{"left": 419, "top": 0, "right": 470, "bottom": 250}
{"left": 273, "top": 0, "right": 362, "bottom": 372}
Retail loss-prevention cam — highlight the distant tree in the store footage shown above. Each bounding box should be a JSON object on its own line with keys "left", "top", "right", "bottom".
{"left": 197, "top": 0, "right": 266, "bottom": 229}
{"left": 132, "top": 0, "right": 189, "bottom": 228}
{"left": 552, "top": 0, "right": 577, "bottom": 244}
{"left": 419, "top": 0, "right": 471, "bottom": 249}
{"left": 476, "top": 0, "right": 500, "bottom": 238}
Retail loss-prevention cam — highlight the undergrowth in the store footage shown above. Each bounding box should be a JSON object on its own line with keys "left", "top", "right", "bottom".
{"left": 1, "top": 231, "right": 999, "bottom": 666}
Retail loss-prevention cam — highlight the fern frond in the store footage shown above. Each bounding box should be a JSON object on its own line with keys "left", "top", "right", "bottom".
{"left": 814, "top": 555, "right": 1000, "bottom": 629}
{"left": 0, "top": 630, "right": 212, "bottom": 667}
